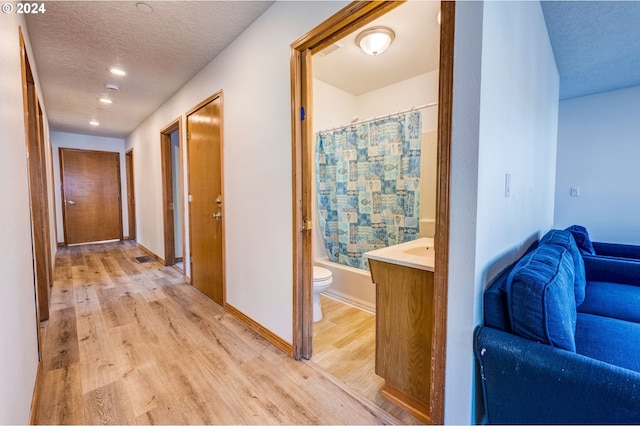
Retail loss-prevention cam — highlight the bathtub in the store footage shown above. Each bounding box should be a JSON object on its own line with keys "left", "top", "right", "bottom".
{"left": 315, "top": 257, "right": 376, "bottom": 313}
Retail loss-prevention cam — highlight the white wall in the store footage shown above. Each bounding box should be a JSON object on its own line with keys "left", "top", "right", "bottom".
{"left": 446, "top": 1, "right": 559, "bottom": 423}
{"left": 126, "top": 1, "right": 350, "bottom": 344}
{"left": 50, "top": 131, "right": 128, "bottom": 242}
{"left": 554, "top": 85, "right": 640, "bottom": 244}
{"left": 356, "top": 71, "right": 440, "bottom": 132}
{"left": 0, "top": 17, "right": 50, "bottom": 424}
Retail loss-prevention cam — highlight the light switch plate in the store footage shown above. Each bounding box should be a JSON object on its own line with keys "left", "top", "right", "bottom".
{"left": 505, "top": 173, "right": 511, "bottom": 197}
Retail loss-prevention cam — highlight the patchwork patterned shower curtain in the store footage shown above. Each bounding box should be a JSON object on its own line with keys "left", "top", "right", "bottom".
{"left": 316, "top": 111, "right": 422, "bottom": 270}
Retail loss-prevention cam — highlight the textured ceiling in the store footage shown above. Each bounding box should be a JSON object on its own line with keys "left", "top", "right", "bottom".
{"left": 25, "top": 1, "right": 273, "bottom": 138}
{"left": 541, "top": 1, "right": 640, "bottom": 100}
{"left": 26, "top": 1, "right": 640, "bottom": 138}
{"left": 313, "top": 1, "right": 441, "bottom": 96}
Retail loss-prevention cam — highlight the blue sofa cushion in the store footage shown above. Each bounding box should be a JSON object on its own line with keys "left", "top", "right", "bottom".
{"left": 506, "top": 244, "right": 577, "bottom": 352}
{"left": 575, "top": 313, "right": 640, "bottom": 373}
{"left": 483, "top": 241, "right": 539, "bottom": 332}
{"left": 566, "top": 224, "right": 596, "bottom": 256}
{"left": 579, "top": 281, "right": 640, "bottom": 323}
{"left": 540, "top": 229, "right": 587, "bottom": 305}
{"left": 483, "top": 265, "right": 512, "bottom": 331}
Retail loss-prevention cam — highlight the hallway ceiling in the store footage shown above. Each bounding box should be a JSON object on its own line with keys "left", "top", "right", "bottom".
{"left": 25, "top": 1, "right": 273, "bottom": 138}
{"left": 25, "top": 1, "right": 640, "bottom": 139}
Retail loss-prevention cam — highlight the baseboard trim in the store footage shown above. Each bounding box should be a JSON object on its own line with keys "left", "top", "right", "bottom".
{"left": 225, "top": 303, "right": 293, "bottom": 356}
{"left": 136, "top": 243, "right": 165, "bottom": 265}
{"left": 29, "top": 362, "right": 43, "bottom": 424}
{"left": 57, "top": 242, "right": 64, "bottom": 247}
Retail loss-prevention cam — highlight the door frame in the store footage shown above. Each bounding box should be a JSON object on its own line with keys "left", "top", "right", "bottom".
{"left": 125, "top": 149, "right": 136, "bottom": 241}
{"left": 160, "top": 118, "right": 184, "bottom": 266}
{"left": 185, "top": 91, "right": 226, "bottom": 303}
{"left": 20, "top": 27, "right": 53, "bottom": 326}
{"left": 59, "top": 148, "right": 124, "bottom": 245}
{"left": 289, "top": 2, "right": 455, "bottom": 423}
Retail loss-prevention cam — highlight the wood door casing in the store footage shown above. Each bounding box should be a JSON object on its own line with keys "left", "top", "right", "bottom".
{"left": 61, "top": 148, "right": 123, "bottom": 245}
{"left": 289, "top": 2, "right": 454, "bottom": 423}
{"left": 187, "top": 93, "right": 224, "bottom": 305}
{"left": 160, "top": 119, "right": 181, "bottom": 266}
{"left": 20, "top": 28, "right": 53, "bottom": 323}
{"left": 125, "top": 150, "right": 136, "bottom": 241}
{"left": 290, "top": 1, "right": 403, "bottom": 358}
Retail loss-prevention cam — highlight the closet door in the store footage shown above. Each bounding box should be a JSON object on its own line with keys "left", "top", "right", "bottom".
{"left": 186, "top": 93, "right": 224, "bottom": 305}
{"left": 61, "top": 148, "right": 122, "bottom": 245}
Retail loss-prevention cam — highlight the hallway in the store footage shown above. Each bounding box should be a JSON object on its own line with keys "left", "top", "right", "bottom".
{"left": 32, "top": 242, "right": 383, "bottom": 424}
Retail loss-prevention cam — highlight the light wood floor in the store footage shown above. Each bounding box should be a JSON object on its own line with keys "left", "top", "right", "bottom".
{"left": 32, "top": 241, "right": 385, "bottom": 425}
{"left": 311, "top": 296, "right": 424, "bottom": 425}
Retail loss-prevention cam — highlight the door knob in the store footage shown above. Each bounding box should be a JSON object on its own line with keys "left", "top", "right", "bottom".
{"left": 212, "top": 211, "right": 222, "bottom": 222}
{"left": 66, "top": 200, "right": 76, "bottom": 205}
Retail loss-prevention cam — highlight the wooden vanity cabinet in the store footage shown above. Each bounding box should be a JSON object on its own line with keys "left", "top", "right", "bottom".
{"left": 369, "top": 259, "right": 435, "bottom": 424}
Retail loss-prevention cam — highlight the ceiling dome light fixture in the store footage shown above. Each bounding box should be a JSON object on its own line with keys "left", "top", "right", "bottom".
{"left": 136, "top": 2, "right": 153, "bottom": 13}
{"left": 110, "top": 68, "right": 126, "bottom": 77}
{"left": 356, "top": 26, "right": 395, "bottom": 56}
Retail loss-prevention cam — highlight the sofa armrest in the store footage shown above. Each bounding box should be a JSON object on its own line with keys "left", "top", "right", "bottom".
{"left": 474, "top": 326, "right": 640, "bottom": 424}
{"left": 583, "top": 255, "right": 640, "bottom": 287}
{"left": 594, "top": 241, "right": 640, "bottom": 260}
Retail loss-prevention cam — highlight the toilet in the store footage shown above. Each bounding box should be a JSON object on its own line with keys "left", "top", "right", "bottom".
{"left": 313, "top": 266, "right": 333, "bottom": 322}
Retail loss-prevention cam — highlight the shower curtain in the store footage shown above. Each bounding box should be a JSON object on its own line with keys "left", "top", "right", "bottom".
{"left": 316, "top": 111, "right": 422, "bottom": 270}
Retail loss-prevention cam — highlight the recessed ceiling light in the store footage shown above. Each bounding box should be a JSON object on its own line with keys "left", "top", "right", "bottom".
{"left": 110, "top": 68, "right": 126, "bottom": 76}
{"left": 89, "top": 120, "right": 100, "bottom": 126}
{"left": 136, "top": 2, "right": 152, "bottom": 13}
{"left": 99, "top": 98, "right": 112, "bottom": 104}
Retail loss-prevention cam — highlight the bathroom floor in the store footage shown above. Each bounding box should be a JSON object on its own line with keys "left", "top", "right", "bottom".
{"left": 311, "top": 295, "right": 424, "bottom": 425}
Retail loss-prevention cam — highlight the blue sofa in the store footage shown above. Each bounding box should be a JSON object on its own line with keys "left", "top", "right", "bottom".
{"left": 475, "top": 229, "right": 640, "bottom": 424}
{"left": 567, "top": 224, "right": 640, "bottom": 261}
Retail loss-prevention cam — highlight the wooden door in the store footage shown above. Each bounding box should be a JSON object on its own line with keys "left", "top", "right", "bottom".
{"left": 125, "top": 150, "right": 136, "bottom": 240}
{"left": 21, "top": 31, "right": 53, "bottom": 323}
{"left": 61, "top": 149, "right": 123, "bottom": 245}
{"left": 187, "top": 94, "right": 224, "bottom": 305}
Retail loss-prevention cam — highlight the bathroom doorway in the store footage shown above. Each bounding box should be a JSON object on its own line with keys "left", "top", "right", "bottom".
{"left": 160, "top": 118, "right": 185, "bottom": 270}
{"left": 290, "top": 2, "right": 454, "bottom": 423}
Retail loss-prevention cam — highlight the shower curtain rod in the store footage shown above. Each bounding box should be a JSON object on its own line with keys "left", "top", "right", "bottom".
{"left": 316, "top": 101, "right": 438, "bottom": 135}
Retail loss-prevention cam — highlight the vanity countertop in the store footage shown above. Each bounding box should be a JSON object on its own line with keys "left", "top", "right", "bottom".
{"left": 364, "top": 237, "right": 435, "bottom": 272}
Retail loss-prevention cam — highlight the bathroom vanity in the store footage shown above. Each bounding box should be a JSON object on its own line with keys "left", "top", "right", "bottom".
{"left": 364, "top": 238, "right": 435, "bottom": 423}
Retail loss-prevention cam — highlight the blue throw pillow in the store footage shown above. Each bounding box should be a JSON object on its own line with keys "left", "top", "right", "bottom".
{"left": 506, "top": 244, "right": 577, "bottom": 352}
{"left": 540, "top": 229, "right": 587, "bottom": 306}
{"left": 565, "top": 225, "right": 596, "bottom": 256}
